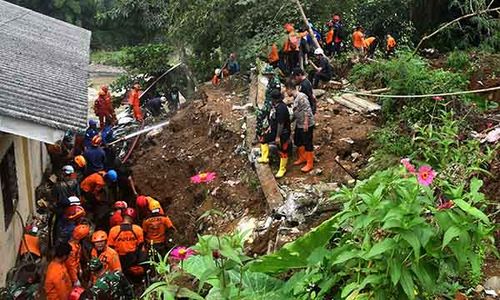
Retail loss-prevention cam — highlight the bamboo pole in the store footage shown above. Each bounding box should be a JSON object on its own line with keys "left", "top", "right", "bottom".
{"left": 413, "top": 7, "right": 500, "bottom": 56}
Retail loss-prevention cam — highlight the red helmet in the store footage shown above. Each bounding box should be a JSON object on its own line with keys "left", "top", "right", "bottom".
{"left": 69, "top": 287, "right": 85, "bottom": 300}
{"left": 128, "top": 265, "right": 145, "bottom": 276}
{"left": 91, "top": 135, "right": 102, "bottom": 146}
{"left": 114, "top": 201, "right": 128, "bottom": 210}
{"left": 65, "top": 205, "right": 86, "bottom": 220}
{"left": 136, "top": 195, "right": 148, "bottom": 208}
{"left": 109, "top": 210, "right": 123, "bottom": 227}
{"left": 123, "top": 208, "right": 137, "bottom": 219}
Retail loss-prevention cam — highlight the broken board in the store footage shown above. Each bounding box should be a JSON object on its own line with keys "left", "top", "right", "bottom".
{"left": 333, "top": 93, "right": 381, "bottom": 113}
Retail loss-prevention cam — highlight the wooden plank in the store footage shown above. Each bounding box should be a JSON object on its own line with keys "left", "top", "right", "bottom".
{"left": 245, "top": 73, "right": 284, "bottom": 212}
{"left": 332, "top": 96, "right": 366, "bottom": 113}
{"left": 342, "top": 94, "right": 381, "bottom": 112}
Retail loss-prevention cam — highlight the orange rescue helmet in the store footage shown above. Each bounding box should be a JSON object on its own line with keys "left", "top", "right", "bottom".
{"left": 92, "top": 230, "right": 108, "bottom": 243}
{"left": 72, "top": 224, "right": 90, "bottom": 240}
{"left": 91, "top": 135, "right": 102, "bottom": 146}
{"left": 74, "top": 155, "right": 86, "bottom": 168}
{"left": 65, "top": 205, "right": 86, "bottom": 220}
{"left": 284, "top": 23, "right": 294, "bottom": 32}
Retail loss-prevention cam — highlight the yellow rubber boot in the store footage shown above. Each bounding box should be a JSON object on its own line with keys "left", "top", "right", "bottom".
{"left": 257, "top": 144, "right": 270, "bottom": 164}
{"left": 301, "top": 152, "right": 314, "bottom": 173}
{"left": 275, "top": 157, "right": 288, "bottom": 178}
{"left": 293, "top": 146, "right": 306, "bottom": 166}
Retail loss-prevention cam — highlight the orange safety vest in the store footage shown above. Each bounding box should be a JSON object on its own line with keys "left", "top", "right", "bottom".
{"left": 268, "top": 43, "right": 279, "bottom": 63}
{"left": 387, "top": 36, "right": 396, "bottom": 50}
{"left": 352, "top": 30, "right": 364, "bottom": 49}
{"left": 107, "top": 223, "right": 144, "bottom": 256}
{"left": 65, "top": 240, "right": 81, "bottom": 283}
{"left": 364, "top": 37, "right": 376, "bottom": 48}
{"left": 142, "top": 215, "right": 174, "bottom": 244}
{"left": 44, "top": 261, "right": 72, "bottom": 300}
{"left": 80, "top": 171, "right": 106, "bottom": 194}
{"left": 326, "top": 29, "right": 334, "bottom": 45}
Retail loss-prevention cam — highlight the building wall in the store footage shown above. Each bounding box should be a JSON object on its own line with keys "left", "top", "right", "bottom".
{"left": 0, "top": 133, "right": 50, "bottom": 286}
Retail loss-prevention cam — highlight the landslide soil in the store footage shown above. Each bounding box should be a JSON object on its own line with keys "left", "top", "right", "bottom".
{"left": 129, "top": 85, "right": 266, "bottom": 246}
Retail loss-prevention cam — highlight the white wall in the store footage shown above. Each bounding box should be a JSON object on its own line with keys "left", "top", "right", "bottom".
{"left": 0, "top": 133, "right": 50, "bottom": 286}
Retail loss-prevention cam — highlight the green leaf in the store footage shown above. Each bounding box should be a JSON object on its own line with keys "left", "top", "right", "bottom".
{"left": 389, "top": 259, "right": 402, "bottom": 286}
{"left": 453, "top": 199, "right": 489, "bottom": 223}
{"left": 333, "top": 249, "right": 361, "bottom": 265}
{"left": 442, "top": 226, "right": 462, "bottom": 249}
{"left": 176, "top": 287, "right": 205, "bottom": 300}
{"left": 400, "top": 231, "right": 421, "bottom": 260}
{"left": 400, "top": 268, "right": 415, "bottom": 300}
{"left": 341, "top": 282, "right": 359, "bottom": 298}
{"left": 307, "top": 247, "right": 329, "bottom": 265}
{"left": 365, "top": 239, "right": 396, "bottom": 259}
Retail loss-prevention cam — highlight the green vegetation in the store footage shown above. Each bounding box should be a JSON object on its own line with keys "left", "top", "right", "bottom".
{"left": 90, "top": 50, "right": 125, "bottom": 66}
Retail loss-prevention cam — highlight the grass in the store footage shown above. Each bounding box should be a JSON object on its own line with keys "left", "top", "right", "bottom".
{"left": 90, "top": 50, "right": 125, "bottom": 66}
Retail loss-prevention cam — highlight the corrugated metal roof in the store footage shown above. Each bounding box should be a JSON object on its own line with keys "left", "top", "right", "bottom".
{"left": 0, "top": 0, "right": 91, "bottom": 132}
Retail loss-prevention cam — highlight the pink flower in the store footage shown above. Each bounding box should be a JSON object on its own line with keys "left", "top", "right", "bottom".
{"left": 400, "top": 158, "right": 416, "bottom": 174}
{"left": 417, "top": 165, "right": 436, "bottom": 186}
{"left": 190, "top": 172, "right": 217, "bottom": 184}
{"left": 170, "top": 246, "right": 195, "bottom": 261}
{"left": 432, "top": 96, "right": 444, "bottom": 101}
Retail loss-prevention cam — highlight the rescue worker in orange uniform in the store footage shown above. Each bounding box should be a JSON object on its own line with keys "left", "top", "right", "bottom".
{"left": 128, "top": 82, "right": 143, "bottom": 122}
{"left": 352, "top": 25, "right": 365, "bottom": 61}
{"left": 102, "top": 85, "right": 116, "bottom": 125}
{"left": 325, "top": 22, "right": 334, "bottom": 56}
{"left": 107, "top": 208, "right": 146, "bottom": 278}
{"left": 386, "top": 34, "right": 396, "bottom": 57}
{"left": 90, "top": 230, "right": 121, "bottom": 283}
{"left": 80, "top": 170, "right": 117, "bottom": 202}
{"left": 364, "top": 36, "right": 378, "bottom": 59}
{"left": 142, "top": 202, "right": 175, "bottom": 256}
{"left": 94, "top": 88, "right": 111, "bottom": 130}
{"left": 136, "top": 195, "right": 165, "bottom": 218}
{"left": 282, "top": 23, "right": 308, "bottom": 75}
{"left": 268, "top": 43, "right": 280, "bottom": 68}
{"left": 109, "top": 201, "right": 128, "bottom": 228}
{"left": 44, "top": 242, "right": 73, "bottom": 300}
{"left": 66, "top": 224, "right": 90, "bottom": 286}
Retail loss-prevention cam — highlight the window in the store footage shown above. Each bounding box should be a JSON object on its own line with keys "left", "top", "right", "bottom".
{"left": 1, "top": 144, "right": 18, "bottom": 230}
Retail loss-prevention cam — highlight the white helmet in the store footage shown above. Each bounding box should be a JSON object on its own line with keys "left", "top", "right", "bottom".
{"left": 62, "top": 165, "right": 74, "bottom": 175}
{"left": 160, "top": 96, "right": 166, "bottom": 102}
{"left": 215, "top": 68, "right": 221, "bottom": 75}
{"left": 314, "top": 48, "right": 324, "bottom": 55}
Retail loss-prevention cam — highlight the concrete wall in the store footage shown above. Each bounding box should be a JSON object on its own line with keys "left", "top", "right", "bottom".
{"left": 0, "top": 133, "right": 50, "bottom": 285}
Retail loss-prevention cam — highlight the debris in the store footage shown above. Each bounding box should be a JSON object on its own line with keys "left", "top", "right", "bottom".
{"left": 485, "top": 276, "right": 500, "bottom": 291}
{"left": 224, "top": 180, "right": 241, "bottom": 187}
{"left": 232, "top": 103, "right": 253, "bottom": 110}
{"left": 475, "top": 285, "right": 485, "bottom": 294}
{"left": 341, "top": 94, "right": 381, "bottom": 112}
{"left": 237, "top": 217, "right": 258, "bottom": 242}
{"left": 146, "top": 127, "right": 163, "bottom": 139}
{"left": 351, "top": 152, "right": 361, "bottom": 162}
{"left": 49, "top": 174, "right": 57, "bottom": 183}
{"left": 340, "top": 137, "right": 354, "bottom": 144}
{"left": 484, "top": 128, "right": 500, "bottom": 143}
{"left": 311, "top": 168, "right": 323, "bottom": 176}
{"left": 313, "top": 89, "right": 326, "bottom": 98}
{"left": 485, "top": 290, "right": 498, "bottom": 297}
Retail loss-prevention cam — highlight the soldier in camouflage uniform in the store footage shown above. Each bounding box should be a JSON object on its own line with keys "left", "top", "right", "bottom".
{"left": 256, "top": 65, "right": 281, "bottom": 163}
{"left": 83, "top": 258, "right": 134, "bottom": 300}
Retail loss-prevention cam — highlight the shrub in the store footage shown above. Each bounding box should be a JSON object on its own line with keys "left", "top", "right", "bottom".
{"left": 90, "top": 50, "right": 125, "bottom": 66}
{"left": 251, "top": 167, "right": 495, "bottom": 299}
{"left": 445, "top": 50, "right": 471, "bottom": 72}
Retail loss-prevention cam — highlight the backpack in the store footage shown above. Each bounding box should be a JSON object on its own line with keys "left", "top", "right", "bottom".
{"left": 334, "top": 23, "right": 346, "bottom": 40}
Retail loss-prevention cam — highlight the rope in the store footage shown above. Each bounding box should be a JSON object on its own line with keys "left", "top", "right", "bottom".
{"left": 343, "top": 86, "right": 500, "bottom": 99}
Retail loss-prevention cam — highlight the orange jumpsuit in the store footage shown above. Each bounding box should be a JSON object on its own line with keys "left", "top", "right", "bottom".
{"left": 80, "top": 171, "right": 106, "bottom": 196}
{"left": 142, "top": 215, "right": 174, "bottom": 244}
{"left": 364, "top": 37, "right": 376, "bottom": 48}
{"left": 128, "top": 89, "right": 143, "bottom": 122}
{"left": 352, "top": 30, "right": 365, "bottom": 49}
{"left": 268, "top": 43, "right": 279, "bottom": 65}
{"left": 44, "top": 260, "right": 72, "bottom": 300}
{"left": 90, "top": 246, "right": 121, "bottom": 283}
{"left": 65, "top": 240, "right": 82, "bottom": 283}
{"left": 326, "top": 29, "right": 334, "bottom": 45}
{"left": 107, "top": 224, "right": 144, "bottom": 256}
{"left": 387, "top": 35, "right": 396, "bottom": 51}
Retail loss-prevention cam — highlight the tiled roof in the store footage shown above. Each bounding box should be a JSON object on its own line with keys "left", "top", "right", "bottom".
{"left": 0, "top": 0, "right": 91, "bottom": 131}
